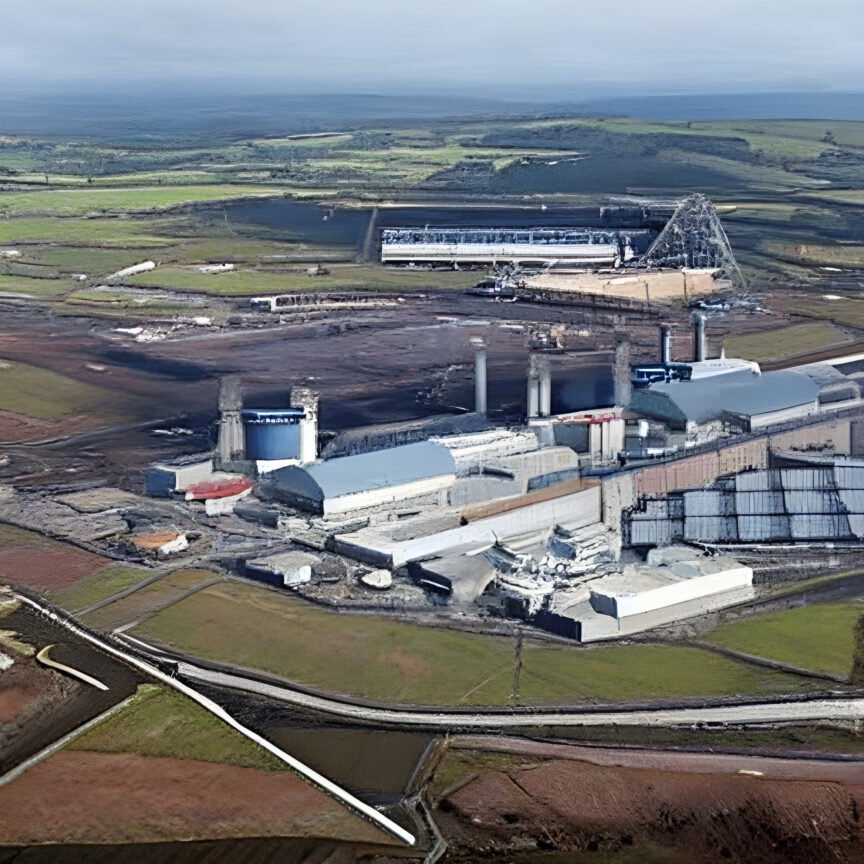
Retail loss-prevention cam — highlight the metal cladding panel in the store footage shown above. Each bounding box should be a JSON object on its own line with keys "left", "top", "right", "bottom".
{"left": 684, "top": 515, "right": 738, "bottom": 542}
{"left": 786, "top": 489, "right": 845, "bottom": 514}
{"left": 780, "top": 468, "right": 834, "bottom": 489}
{"left": 737, "top": 514, "right": 790, "bottom": 541}
{"left": 847, "top": 514, "right": 864, "bottom": 538}
{"left": 788, "top": 513, "right": 852, "bottom": 539}
{"left": 735, "top": 470, "right": 780, "bottom": 492}
{"left": 684, "top": 489, "right": 735, "bottom": 517}
{"left": 735, "top": 490, "right": 786, "bottom": 515}
{"left": 628, "top": 518, "right": 683, "bottom": 546}
{"left": 834, "top": 465, "right": 864, "bottom": 489}
{"left": 644, "top": 499, "right": 671, "bottom": 517}
{"left": 837, "top": 487, "right": 864, "bottom": 514}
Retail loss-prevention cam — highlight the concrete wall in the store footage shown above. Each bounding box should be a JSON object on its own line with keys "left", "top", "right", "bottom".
{"left": 593, "top": 565, "right": 753, "bottom": 618}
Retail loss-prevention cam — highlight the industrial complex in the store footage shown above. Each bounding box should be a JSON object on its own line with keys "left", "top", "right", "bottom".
{"left": 0, "top": 191, "right": 851, "bottom": 652}
{"left": 0, "top": 193, "right": 857, "bottom": 652}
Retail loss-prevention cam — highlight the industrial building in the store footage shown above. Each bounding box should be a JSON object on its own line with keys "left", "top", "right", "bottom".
{"left": 380, "top": 227, "right": 646, "bottom": 266}
{"left": 631, "top": 369, "right": 821, "bottom": 442}
{"left": 626, "top": 455, "right": 864, "bottom": 546}
{"left": 261, "top": 441, "right": 457, "bottom": 516}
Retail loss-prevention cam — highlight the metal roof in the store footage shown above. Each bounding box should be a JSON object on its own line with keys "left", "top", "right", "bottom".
{"left": 270, "top": 441, "right": 456, "bottom": 501}
{"left": 633, "top": 370, "right": 819, "bottom": 425}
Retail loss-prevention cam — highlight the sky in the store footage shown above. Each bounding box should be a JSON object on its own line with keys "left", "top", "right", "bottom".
{"left": 5, "top": 0, "right": 864, "bottom": 100}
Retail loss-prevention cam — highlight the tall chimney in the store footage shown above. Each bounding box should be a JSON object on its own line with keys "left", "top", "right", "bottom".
{"left": 613, "top": 335, "right": 631, "bottom": 408}
{"left": 290, "top": 386, "right": 319, "bottom": 464}
{"left": 472, "top": 339, "right": 487, "bottom": 416}
{"left": 660, "top": 324, "right": 673, "bottom": 365}
{"left": 217, "top": 376, "right": 245, "bottom": 465}
{"left": 526, "top": 373, "right": 540, "bottom": 418}
{"left": 694, "top": 313, "right": 707, "bottom": 362}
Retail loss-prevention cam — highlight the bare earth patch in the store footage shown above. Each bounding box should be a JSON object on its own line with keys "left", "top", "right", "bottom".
{"left": 0, "top": 750, "right": 396, "bottom": 846}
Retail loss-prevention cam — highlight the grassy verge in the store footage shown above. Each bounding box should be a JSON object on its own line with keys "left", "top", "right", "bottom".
{"left": 126, "top": 263, "right": 481, "bottom": 295}
{"left": 0, "top": 217, "right": 178, "bottom": 247}
{"left": 82, "top": 568, "right": 222, "bottom": 632}
{"left": 0, "top": 359, "right": 121, "bottom": 420}
{"left": 69, "top": 684, "right": 285, "bottom": 770}
{"left": 52, "top": 563, "right": 155, "bottom": 613}
{"left": 133, "top": 581, "right": 811, "bottom": 706}
{"left": 704, "top": 602, "right": 864, "bottom": 677}
{"left": 723, "top": 322, "right": 848, "bottom": 362}
{"left": 0, "top": 186, "right": 282, "bottom": 217}
{"left": 785, "top": 297, "right": 864, "bottom": 331}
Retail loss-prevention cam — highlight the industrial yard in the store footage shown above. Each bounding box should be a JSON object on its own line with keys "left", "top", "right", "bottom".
{"left": 1, "top": 103, "right": 864, "bottom": 863}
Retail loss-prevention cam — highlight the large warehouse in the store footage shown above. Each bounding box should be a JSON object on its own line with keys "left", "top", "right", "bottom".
{"left": 380, "top": 227, "right": 647, "bottom": 266}
{"left": 261, "top": 441, "right": 457, "bottom": 516}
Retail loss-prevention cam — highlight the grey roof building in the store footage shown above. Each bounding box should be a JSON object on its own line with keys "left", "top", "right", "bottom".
{"left": 631, "top": 370, "right": 820, "bottom": 431}
{"left": 263, "top": 441, "right": 456, "bottom": 516}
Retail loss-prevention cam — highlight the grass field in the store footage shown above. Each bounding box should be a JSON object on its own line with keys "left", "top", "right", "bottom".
{"left": 0, "top": 186, "right": 282, "bottom": 217}
{"left": 0, "top": 274, "right": 75, "bottom": 299}
{"left": 51, "top": 563, "right": 156, "bottom": 613}
{"left": 126, "top": 263, "right": 480, "bottom": 295}
{"left": 134, "top": 582, "right": 810, "bottom": 706}
{"left": 723, "top": 322, "right": 849, "bottom": 361}
{"left": 705, "top": 602, "right": 864, "bottom": 677}
{"left": 70, "top": 684, "right": 284, "bottom": 770}
{"left": 785, "top": 297, "right": 864, "bottom": 331}
{"left": 82, "top": 568, "right": 223, "bottom": 632}
{"left": 0, "top": 217, "right": 177, "bottom": 247}
{"left": 0, "top": 359, "right": 120, "bottom": 420}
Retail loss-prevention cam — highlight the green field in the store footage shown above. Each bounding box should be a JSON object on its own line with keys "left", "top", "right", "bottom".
{"left": 723, "top": 322, "right": 849, "bottom": 361}
{"left": 126, "top": 263, "right": 480, "bottom": 295}
{"left": 705, "top": 602, "right": 864, "bottom": 677}
{"left": 785, "top": 297, "right": 864, "bottom": 331}
{"left": 52, "top": 563, "right": 156, "bottom": 613}
{"left": 0, "top": 217, "right": 177, "bottom": 247}
{"left": 0, "top": 186, "right": 282, "bottom": 217}
{"left": 0, "top": 359, "right": 120, "bottom": 420}
{"left": 70, "top": 684, "right": 285, "bottom": 770}
{"left": 133, "top": 582, "right": 809, "bottom": 706}
{"left": 82, "top": 568, "right": 221, "bottom": 632}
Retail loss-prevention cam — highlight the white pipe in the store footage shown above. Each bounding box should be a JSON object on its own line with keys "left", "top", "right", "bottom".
{"left": 474, "top": 346, "right": 487, "bottom": 416}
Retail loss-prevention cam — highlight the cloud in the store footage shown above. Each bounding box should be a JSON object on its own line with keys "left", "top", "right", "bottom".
{"left": 4, "top": 0, "right": 863, "bottom": 96}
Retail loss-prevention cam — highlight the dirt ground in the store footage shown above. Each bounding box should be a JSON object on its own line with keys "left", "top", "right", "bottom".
{"left": 525, "top": 269, "right": 719, "bottom": 302}
{"left": 0, "top": 548, "right": 109, "bottom": 593}
{"left": 437, "top": 747, "right": 864, "bottom": 863}
{"left": 0, "top": 750, "right": 398, "bottom": 846}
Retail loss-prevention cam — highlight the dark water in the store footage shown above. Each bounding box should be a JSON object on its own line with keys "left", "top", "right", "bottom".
{"left": 264, "top": 727, "right": 434, "bottom": 805}
{"left": 215, "top": 198, "right": 666, "bottom": 247}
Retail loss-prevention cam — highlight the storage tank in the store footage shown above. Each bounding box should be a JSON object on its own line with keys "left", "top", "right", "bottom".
{"left": 242, "top": 409, "right": 305, "bottom": 461}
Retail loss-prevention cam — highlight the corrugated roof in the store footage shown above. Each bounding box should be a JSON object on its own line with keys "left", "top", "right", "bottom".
{"left": 270, "top": 441, "right": 456, "bottom": 500}
{"left": 633, "top": 370, "right": 819, "bottom": 424}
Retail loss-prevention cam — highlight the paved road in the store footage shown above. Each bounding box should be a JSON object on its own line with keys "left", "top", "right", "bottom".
{"left": 176, "top": 661, "right": 864, "bottom": 730}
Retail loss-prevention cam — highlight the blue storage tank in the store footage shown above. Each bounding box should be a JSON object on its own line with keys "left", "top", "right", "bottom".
{"left": 242, "top": 408, "right": 305, "bottom": 461}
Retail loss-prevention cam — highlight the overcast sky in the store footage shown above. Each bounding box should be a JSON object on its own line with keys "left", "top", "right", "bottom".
{"left": 5, "top": 0, "right": 863, "bottom": 99}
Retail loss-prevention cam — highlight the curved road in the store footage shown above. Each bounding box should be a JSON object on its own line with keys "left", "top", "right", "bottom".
{"left": 173, "top": 659, "right": 864, "bottom": 730}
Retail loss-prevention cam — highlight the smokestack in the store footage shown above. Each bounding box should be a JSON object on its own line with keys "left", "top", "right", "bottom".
{"left": 613, "top": 335, "right": 631, "bottom": 408}
{"left": 660, "top": 324, "right": 673, "bottom": 365}
{"left": 694, "top": 313, "right": 707, "bottom": 362}
{"left": 539, "top": 368, "right": 552, "bottom": 417}
{"left": 527, "top": 374, "right": 540, "bottom": 418}
{"left": 217, "top": 376, "right": 245, "bottom": 465}
{"left": 290, "top": 386, "right": 319, "bottom": 464}
{"left": 472, "top": 339, "right": 487, "bottom": 416}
